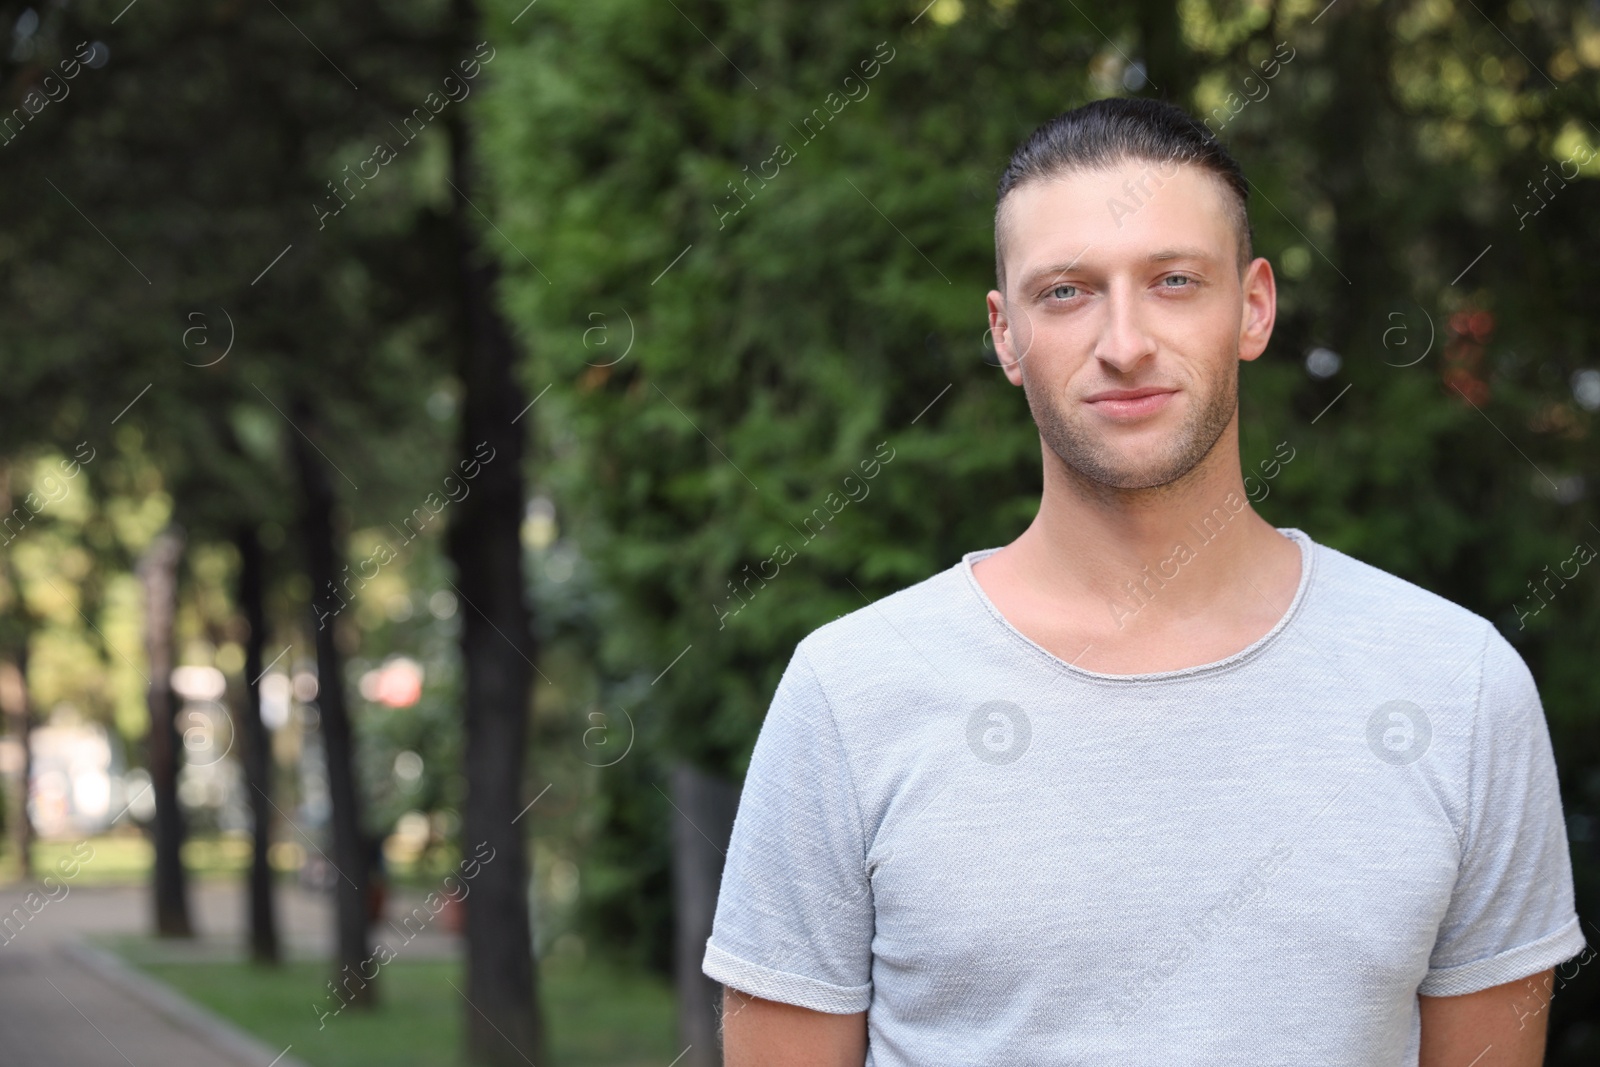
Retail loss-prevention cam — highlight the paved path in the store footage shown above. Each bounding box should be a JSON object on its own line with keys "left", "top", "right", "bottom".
{"left": 0, "top": 939, "right": 271, "bottom": 1067}
{"left": 0, "top": 879, "right": 460, "bottom": 1065}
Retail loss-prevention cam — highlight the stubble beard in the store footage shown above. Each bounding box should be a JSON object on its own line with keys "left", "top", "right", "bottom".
{"left": 1021, "top": 357, "right": 1239, "bottom": 493}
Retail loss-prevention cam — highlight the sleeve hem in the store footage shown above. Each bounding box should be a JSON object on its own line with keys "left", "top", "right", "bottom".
{"left": 1419, "top": 915, "right": 1587, "bottom": 997}
{"left": 702, "top": 940, "right": 872, "bottom": 1014}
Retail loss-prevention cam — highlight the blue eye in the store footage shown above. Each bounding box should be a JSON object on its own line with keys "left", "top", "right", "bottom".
{"left": 1050, "top": 284, "right": 1078, "bottom": 299}
{"left": 1163, "top": 275, "right": 1193, "bottom": 287}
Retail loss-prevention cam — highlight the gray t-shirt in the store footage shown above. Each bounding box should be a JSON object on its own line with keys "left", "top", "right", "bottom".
{"left": 703, "top": 528, "right": 1586, "bottom": 1065}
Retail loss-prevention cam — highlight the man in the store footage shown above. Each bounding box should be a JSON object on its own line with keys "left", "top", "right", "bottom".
{"left": 703, "top": 98, "right": 1585, "bottom": 1066}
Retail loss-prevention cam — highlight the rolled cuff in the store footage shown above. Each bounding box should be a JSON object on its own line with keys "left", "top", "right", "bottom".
{"left": 702, "top": 939, "right": 872, "bottom": 1014}
{"left": 1418, "top": 915, "right": 1588, "bottom": 997}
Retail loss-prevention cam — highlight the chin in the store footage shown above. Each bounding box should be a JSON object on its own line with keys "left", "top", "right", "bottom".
{"left": 1057, "top": 442, "right": 1208, "bottom": 492}
{"left": 1087, "top": 468, "right": 1190, "bottom": 492}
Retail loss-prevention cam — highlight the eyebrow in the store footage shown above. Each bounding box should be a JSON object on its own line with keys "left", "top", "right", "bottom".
{"left": 1017, "top": 257, "right": 1094, "bottom": 290}
{"left": 1147, "top": 246, "right": 1216, "bottom": 263}
{"left": 1018, "top": 246, "right": 1218, "bottom": 289}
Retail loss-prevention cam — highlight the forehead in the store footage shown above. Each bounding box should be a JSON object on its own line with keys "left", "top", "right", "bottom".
{"left": 999, "top": 161, "right": 1236, "bottom": 283}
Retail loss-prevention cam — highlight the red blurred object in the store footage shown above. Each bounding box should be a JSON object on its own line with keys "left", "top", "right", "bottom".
{"left": 361, "top": 657, "right": 423, "bottom": 707}
{"left": 1443, "top": 368, "right": 1490, "bottom": 406}
{"left": 1443, "top": 305, "right": 1493, "bottom": 405}
{"left": 367, "top": 878, "right": 387, "bottom": 926}
{"left": 375, "top": 664, "right": 421, "bottom": 707}
{"left": 439, "top": 893, "right": 465, "bottom": 934}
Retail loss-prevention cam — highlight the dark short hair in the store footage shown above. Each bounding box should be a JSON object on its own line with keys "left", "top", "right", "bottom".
{"left": 994, "top": 98, "right": 1253, "bottom": 290}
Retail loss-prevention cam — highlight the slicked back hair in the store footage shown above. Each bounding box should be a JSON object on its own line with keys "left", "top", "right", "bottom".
{"left": 994, "top": 98, "right": 1253, "bottom": 292}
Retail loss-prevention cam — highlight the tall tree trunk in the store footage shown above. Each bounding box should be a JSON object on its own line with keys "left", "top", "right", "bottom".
{"left": 1136, "top": 0, "right": 1197, "bottom": 103}
{"left": 0, "top": 649, "right": 34, "bottom": 881}
{"left": 236, "top": 524, "right": 281, "bottom": 964}
{"left": 445, "top": 18, "right": 543, "bottom": 1056}
{"left": 0, "top": 474, "right": 29, "bottom": 881}
{"left": 671, "top": 763, "right": 741, "bottom": 1067}
{"left": 289, "top": 408, "right": 372, "bottom": 1007}
{"left": 1320, "top": 9, "right": 1390, "bottom": 332}
{"left": 139, "top": 525, "right": 192, "bottom": 937}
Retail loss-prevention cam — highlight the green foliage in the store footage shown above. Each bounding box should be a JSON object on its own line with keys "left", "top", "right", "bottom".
{"left": 482, "top": 0, "right": 1071, "bottom": 774}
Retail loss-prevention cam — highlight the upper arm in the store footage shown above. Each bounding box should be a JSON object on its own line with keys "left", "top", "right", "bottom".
{"left": 1417, "top": 634, "right": 1582, "bottom": 1064}
{"left": 702, "top": 648, "right": 876, "bottom": 1011}
{"left": 722, "top": 987, "right": 867, "bottom": 1067}
{"left": 1419, "top": 631, "right": 1585, "bottom": 998}
{"left": 1418, "top": 968, "right": 1552, "bottom": 1067}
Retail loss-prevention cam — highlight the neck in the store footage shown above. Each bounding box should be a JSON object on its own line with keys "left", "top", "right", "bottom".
{"left": 1006, "top": 421, "right": 1290, "bottom": 624}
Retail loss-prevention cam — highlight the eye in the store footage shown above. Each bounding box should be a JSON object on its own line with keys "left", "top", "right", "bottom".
{"left": 1048, "top": 283, "right": 1079, "bottom": 300}
{"left": 1161, "top": 274, "right": 1194, "bottom": 288}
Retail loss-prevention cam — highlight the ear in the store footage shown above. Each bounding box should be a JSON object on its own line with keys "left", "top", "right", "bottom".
{"left": 1238, "top": 256, "right": 1277, "bottom": 363}
{"left": 988, "top": 289, "right": 1026, "bottom": 386}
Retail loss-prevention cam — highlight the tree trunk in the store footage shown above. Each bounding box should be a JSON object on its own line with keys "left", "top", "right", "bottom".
{"left": 446, "top": 30, "right": 543, "bottom": 1059}
{"left": 1136, "top": 0, "right": 1196, "bottom": 103}
{"left": 671, "top": 763, "right": 741, "bottom": 1067}
{"left": 236, "top": 524, "right": 281, "bottom": 964}
{"left": 139, "top": 525, "right": 192, "bottom": 937}
{"left": 0, "top": 650, "right": 34, "bottom": 881}
{"left": 289, "top": 408, "right": 372, "bottom": 1007}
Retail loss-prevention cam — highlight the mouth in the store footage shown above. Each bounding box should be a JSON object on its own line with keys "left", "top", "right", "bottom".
{"left": 1082, "top": 386, "right": 1178, "bottom": 420}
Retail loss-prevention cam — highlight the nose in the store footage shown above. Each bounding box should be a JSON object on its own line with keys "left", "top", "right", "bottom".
{"left": 1093, "top": 282, "right": 1158, "bottom": 375}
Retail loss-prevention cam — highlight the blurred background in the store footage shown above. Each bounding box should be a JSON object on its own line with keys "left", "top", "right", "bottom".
{"left": 1, "top": 0, "right": 1599, "bottom": 1064}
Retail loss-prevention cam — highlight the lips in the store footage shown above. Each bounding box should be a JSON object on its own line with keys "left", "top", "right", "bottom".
{"left": 1083, "top": 386, "right": 1178, "bottom": 419}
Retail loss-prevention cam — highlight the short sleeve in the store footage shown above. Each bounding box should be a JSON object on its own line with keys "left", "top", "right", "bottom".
{"left": 702, "top": 644, "right": 874, "bottom": 1013}
{"left": 1418, "top": 626, "right": 1587, "bottom": 996}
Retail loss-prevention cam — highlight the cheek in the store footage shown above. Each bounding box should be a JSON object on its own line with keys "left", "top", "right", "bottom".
{"left": 1020, "top": 302, "right": 1094, "bottom": 363}
{"left": 1010, "top": 317, "right": 1059, "bottom": 378}
{"left": 1168, "top": 295, "right": 1250, "bottom": 357}
{"left": 1032, "top": 335, "right": 1104, "bottom": 403}
{"left": 1006, "top": 315, "right": 1040, "bottom": 362}
{"left": 1150, "top": 338, "right": 1241, "bottom": 410}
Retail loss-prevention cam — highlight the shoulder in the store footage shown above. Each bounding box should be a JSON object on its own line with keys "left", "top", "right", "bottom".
{"left": 789, "top": 555, "right": 983, "bottom": 701}
{"left": 745, "top": 560, "right": 978, "bottom": 801}
{"left": 1307, "top": 537, "right": 1493, "bottom": 656}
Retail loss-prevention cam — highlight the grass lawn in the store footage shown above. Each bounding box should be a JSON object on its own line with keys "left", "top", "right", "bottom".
{"left": 1, "top": 834, "right": 541, "bottom": 891}
{"left": 0, "top": 832, "right": 286, "bottom": 886}
{"left": 111, "top": 940, "right": 678, "bottom": 1067}
{"left": 1, "top": 834, "right": 157, "bottom": 886}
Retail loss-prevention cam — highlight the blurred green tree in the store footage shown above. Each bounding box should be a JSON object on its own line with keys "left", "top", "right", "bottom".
{"left": 480, "top": 0, "right": 1600, "bottom": 1058}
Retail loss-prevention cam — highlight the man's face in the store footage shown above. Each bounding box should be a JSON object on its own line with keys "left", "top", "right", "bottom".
{"left": 988, "top": 160, "right": 1275, "bottom": 492}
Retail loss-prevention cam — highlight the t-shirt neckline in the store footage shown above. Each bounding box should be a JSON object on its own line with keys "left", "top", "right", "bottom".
{"left": 958, "top": 527, "right": 1317, "bottom": 684}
